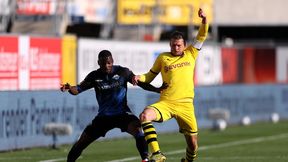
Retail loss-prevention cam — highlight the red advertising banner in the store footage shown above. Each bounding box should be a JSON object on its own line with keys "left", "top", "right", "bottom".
{"left": 29, "top": 37, "right": 62, "bottom": 90}
{"left": 1, "top": 35, "right": 63, "bottom": 90}
{"left": 242, "top": 47, "right": 276, "bottom": 84}
{"left": 221, "top": 47, "right": 239, "bottom": 84}
{"left": 242, "top": 47, "right": 255, "bottom": 83}
{"left": 0, "top": 36, "right": 19, "bottom": 90}
{"left": 254, "top": 48, "right": 276, "bottom": 83}
{"left": 17, "top": 0, "right": 53, "bottom": 15}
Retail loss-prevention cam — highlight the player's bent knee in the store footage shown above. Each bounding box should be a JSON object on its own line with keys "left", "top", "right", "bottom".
{"left": 139, "top": 112, "right": 147, "bottom": 122}
{"left": 140, "top": 107, "right": 157, "bottom": 122}
{"left": 139, "top": 111, "right": 151, "bottom": 122}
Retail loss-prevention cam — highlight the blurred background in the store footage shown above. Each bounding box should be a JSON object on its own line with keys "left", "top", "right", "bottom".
{"left": 0, "top": 0, "right": 288, "bottom": 151}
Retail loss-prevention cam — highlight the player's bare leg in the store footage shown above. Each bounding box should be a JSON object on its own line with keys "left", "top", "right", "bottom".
{"left": 181, "top": 134, "right": 198, "bottom": 162}
{"left": 140, "top": 108, "right": 166, "bottom": 162}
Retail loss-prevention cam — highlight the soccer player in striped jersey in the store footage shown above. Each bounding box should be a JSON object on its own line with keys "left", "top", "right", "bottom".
{"left": 132, "top": 8, "right": 209, "bottom": 162}
{"left": 61, "top": 50, "right": 167, "bottom": 162}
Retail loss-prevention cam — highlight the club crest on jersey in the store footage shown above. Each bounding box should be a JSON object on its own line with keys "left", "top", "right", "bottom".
{"left": 112, "top": 74, "right": 120, "bottom": 80}
{"left": 164, "top": 61, "right": 191, "bottom": 72}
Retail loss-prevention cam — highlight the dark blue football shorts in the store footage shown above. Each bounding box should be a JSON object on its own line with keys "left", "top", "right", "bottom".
{"left": 84, "top": 113, "right": 140, "bottom": 138}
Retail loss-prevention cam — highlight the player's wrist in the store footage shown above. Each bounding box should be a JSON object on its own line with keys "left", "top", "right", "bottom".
{"left": 202, "top": 17, "right": 207, "bottom": 24}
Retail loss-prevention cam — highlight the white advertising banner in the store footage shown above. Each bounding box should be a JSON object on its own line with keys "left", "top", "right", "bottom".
{"left": 276, "top": 47, "right": 288, "bottom": 83}
{"left": 77, "top": 39, "right": 169, "bottom": 86}
{"left": 67, "top": 0, "right": 112, "bottom": 23}
{"left": 78, "top": 39, "right": 222, "bottom": 87}
{"left": 195, "top": 45, "right": 223, "bottom": 85}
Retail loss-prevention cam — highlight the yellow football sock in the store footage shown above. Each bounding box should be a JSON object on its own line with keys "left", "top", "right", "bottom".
{"left": 141, "top": 121, "right": 160, "bottom": 153}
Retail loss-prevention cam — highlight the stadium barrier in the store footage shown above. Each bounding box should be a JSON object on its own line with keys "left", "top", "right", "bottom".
{"left": 0, "top": 84, "right": 288, "bottom": 151}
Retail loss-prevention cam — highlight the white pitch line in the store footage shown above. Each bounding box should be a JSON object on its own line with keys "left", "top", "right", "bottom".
{"left": 106, "top": 133, "right": 288, "bottom": 162}
{"left": 39, "top": 158, "right": 66, "bottom": 162}
{"left": 38, "top": 156, "right": 83, "bottom": 162}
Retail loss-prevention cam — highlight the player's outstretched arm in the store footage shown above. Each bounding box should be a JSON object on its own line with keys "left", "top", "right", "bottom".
{"left": 194, "top": 8, "right": 209, "bottom": 46}
{"left": 192, "top": 8, "right": 209, "bottom": 50}
{"left": 60, "top": 83, "right": 79, "bottom": 95}
{"left": 137, "top": 81, "right": 168, "bottom": 93}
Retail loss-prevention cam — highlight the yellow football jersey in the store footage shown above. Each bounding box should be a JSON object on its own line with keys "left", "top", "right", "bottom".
{"left": 142, "top": 46, "right": 198, "bottom": 101}
{"left": 140, "top": 24, "right": 208, "bottom": 101}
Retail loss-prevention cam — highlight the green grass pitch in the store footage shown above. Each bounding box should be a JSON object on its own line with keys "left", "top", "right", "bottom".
{"left": 1, "top": 120, "right": 288, "bottom": 162}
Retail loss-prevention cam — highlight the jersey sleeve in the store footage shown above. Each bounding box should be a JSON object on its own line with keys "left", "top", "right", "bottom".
{"left": 78, "top": 72, "right": 95, "bottom": 92}
{"left": 139, "top": 55, "right": 161, "bottom": 83}
{"left": 192, "top": 23, "right": 209, "bottom": 50}
{"left": 123, "top": 67, "right": 134, "bottom": 84}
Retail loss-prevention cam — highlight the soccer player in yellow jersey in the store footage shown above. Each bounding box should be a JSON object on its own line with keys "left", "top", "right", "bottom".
{"left": 132, "top": 8, "right": 209, "bottom": 162}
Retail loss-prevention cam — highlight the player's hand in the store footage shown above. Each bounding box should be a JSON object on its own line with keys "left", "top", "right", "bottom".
{"left": 198, "top": 8, "right": 206, "bottom": 19}
{"left": 132, "top": 75, "right": 140, "bottom": 85}
{"left": 198, "top": 8, "right": 207, "bottom": 24}
{"left": 60, "top": 83, "right": 70, "bottom": 92}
